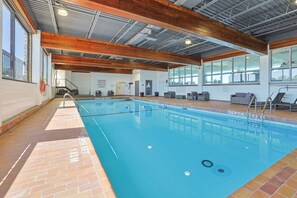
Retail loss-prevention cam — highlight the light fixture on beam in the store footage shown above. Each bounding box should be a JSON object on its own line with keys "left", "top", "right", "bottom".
{"left": 57, "top": 8, "right": 68, "bottom": 16}
{"left": 185, "top": 39, "right": 192, "bottom": 45}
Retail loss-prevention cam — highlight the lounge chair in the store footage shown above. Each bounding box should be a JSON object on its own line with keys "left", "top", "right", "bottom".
{"left": 272, "top": 92, "right": 286, "bottom": 104}
{"left": 260, "top": 92, "right": 285, "bottom": 109}
{"left": 274, "top": 98, "right": 297, "bottom": 112}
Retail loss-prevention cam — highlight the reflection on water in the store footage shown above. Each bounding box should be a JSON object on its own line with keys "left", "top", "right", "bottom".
{"left": 78, "top": 99, "right": 297, "bottom": 198}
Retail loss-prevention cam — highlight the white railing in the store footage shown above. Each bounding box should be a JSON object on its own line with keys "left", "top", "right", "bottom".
{"left": 63, "top": 93, "right": 80, "bottom": 111}
{"left": 246, "top": 96, "right": 257, "bottom": 115}
{"left": 261, "top": 96, "right": 273, "bottom": 121}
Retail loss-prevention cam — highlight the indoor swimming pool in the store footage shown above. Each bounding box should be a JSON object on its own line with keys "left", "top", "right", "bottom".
{"left": 78, "top": 99, "right": 297, "bottom": 198}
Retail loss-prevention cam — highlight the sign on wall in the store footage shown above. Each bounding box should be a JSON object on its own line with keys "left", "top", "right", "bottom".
{"left": 97, "top": 80, "right": 106, "bottom": 88}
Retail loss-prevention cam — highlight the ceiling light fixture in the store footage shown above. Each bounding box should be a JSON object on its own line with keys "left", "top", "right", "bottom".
{"left": 57, "top": 8, "right": 68, "bottom": 16}
{"left": 295, "top": 0, "right": 297, "bottom": 4}
{"left": 185, "top": 39, "right": 192, "bottom": 45}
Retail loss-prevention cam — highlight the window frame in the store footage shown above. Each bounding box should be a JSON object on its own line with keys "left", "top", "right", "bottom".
{"left": 2, "top": 2, "right": 30, "bottom": 82}
{"left": 203, "top": 55, "right": 260, "bottom": 85}
{"left": 270, "top": 45, "right": 297, "bottom": 83}
{"left": 168, "top": 65, "right": 199, "bottom": 87}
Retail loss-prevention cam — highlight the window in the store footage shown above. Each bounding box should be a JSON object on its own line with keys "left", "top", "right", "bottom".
{"left": 2, "top": 3, "right": 29, "bottom": 81}
{"left": 169, "top": 65, "right": 198, "bottom": 86}
{"left": 203, "top": 55, "right": 260, "bottom": 85}
{"left": 2, "top": 4, "right": 12, "bottom": 78}
{"left": 271, "top": 46, "right": 297, "bottom": 82}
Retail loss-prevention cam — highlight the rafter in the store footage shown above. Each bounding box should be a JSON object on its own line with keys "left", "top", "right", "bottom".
{"left": 270, "top": 37, "right": 297, "bottom": 50}
{"left": 41, "top": 32, "right": 201, "bottom": 65}
{"left": 52, "top": 54, "right": 168, "bottom": 71}
{"left": 55, "top": 64, "right": 133, "bottom": 74}
{"left": 202, "top": 50, "right": 248, "bottom": 62}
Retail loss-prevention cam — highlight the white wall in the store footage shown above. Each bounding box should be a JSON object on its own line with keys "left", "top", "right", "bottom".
{"left": 91, "top": 72, "right": 132, "bottom": 96}
{"left": 0, "top": 30, "right": 55, "bottom": 122}
{"left": 72, "top": 72, "right": 91, "bottom": 95}
{"left": 1, "top": 80, "right": 36, "bottom": 121}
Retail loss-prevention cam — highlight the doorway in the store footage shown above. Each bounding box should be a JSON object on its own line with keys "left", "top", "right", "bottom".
{"left": 145, "top": 80, "right": 152, "bottom": 96}
{"left": 135, "top": 80, "right": 139, "bottom": 96}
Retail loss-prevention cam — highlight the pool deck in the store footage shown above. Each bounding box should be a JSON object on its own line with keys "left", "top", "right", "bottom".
{"left": 0, "top": 99, "right": 115, "bottom": 198}
{"left": 0, "top": 97, "right": 297, "bottom": 197}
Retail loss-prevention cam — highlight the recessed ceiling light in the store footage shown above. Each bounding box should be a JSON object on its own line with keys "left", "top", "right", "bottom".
{"left": 57, "top": 8, "right": 68, "bottom": 16}
{"left": 185, "top": 39, "right": 192, "bottom": 45}
{"left": 295, "top": 0, "right": 297, "bottom": 4}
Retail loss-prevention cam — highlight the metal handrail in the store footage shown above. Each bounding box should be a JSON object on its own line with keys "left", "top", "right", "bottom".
{"left": 247, "top": 96, "right": 257, "bottom": 116}
{"left": 63, "top": 93, "right": 80, "bottom": 111}
{"left": 56, "top": 79, "right": 78, "bottom": 90}
{"left": 261, "top": 96, "right": 273, "bottom": 121}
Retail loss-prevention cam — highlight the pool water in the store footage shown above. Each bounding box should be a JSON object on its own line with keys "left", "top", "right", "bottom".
{"left": 78, "top": 99, "right": 297, "bottom": 198}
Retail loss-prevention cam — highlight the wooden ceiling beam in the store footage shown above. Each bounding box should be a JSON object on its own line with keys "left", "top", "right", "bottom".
{"left": 42, "top": 32, "right": 201, "bottom": 65}
{"left": 270, "top": 37, "right": 297, "bottom": 50}
{"left": 12, "top": 0, "right": 37, "bottom": 33}
{"left": 55, "top": 64, "right": 133, "bottom": 74}
{"left": 52, "top": 54, "right": 168, "bottom": 71}
{"left": 63, "top": 0, "right": 267, "bottom": 54}
{"left": 202, "top": 50, "right": 248, "bottom": 62}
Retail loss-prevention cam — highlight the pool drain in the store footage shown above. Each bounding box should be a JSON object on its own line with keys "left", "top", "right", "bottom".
{"left": 201, "top": 160, "right": 214, "bottom": 168}
{"left": 211, "top": 165, "right": 231, "bottom": 177}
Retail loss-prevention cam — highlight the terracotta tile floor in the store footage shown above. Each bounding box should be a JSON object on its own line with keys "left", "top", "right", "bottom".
{"left": 1, "top": 97, "right": 297, "bottom": 198}
{"left": 134, "top": 97, "right": 297, "bottom": 124}
{"left": 0, "top": 99, "right": 115, "bottom": 198}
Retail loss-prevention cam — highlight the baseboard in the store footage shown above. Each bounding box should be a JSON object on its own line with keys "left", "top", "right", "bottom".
{"left": 0, "top": 99, "right": 54, "bottom": 136}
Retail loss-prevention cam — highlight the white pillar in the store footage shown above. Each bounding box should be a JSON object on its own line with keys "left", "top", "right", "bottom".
{"left": 259, "top": 55, "right": 270, "bottom": 101}
{"left": 0, "top": 0, "right": 3, "bottom": 127}
{"left": 198, "top": 63, "right": 203, "bottom": 93}
{"left": 32, "top": 30, "right": 42, "bottom": 105}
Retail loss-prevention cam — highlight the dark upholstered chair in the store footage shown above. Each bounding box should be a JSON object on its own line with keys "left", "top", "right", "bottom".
{"left": 164, "top": 91, "right": 176, "bottom": 98}
{"left": 230, "top": 93, "right": 255, "bottom": 105}
{"left": 198, "top": 92, "right": 210, "bottom": 101}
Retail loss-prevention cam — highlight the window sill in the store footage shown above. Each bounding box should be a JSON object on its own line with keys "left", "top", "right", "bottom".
{"left": 270, "top": 82, "right": 297, "bottom": 85}
{"left": 169, "top": 84, "right": 198, "bottom": 87}
{"left": 2, "top": 77, "right": 37, "bottom": 85}
{"left": 203, "top": 83, "right": 260, "bottom": 86}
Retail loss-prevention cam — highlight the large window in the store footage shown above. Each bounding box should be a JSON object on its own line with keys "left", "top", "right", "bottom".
{"left": 2, "top": 3, "right": 29, "bottom": 81}
{"left": 169, "top": 65, "right": 198, "bottom": 86}
{"left": 271, "top": 46, "right": 297, "bottom": 82}
{"left": 203, "top": 55, "right": 260, "bottom": 85}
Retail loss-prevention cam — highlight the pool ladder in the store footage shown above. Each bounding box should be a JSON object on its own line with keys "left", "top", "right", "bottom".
{"left": 63, "top": 93, "right": 80, "bottom": 111}
{"left": 261, "top": 95, "right": 273, "bottom": 122}
{"left": 246, "top": 96, "right": 258, "bottom": 121}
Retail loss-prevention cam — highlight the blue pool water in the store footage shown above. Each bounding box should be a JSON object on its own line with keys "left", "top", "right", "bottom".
{"left": 78, "top": 99, "right": 297, "bottom": 198}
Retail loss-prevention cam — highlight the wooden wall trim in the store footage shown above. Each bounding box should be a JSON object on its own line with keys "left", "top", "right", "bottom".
{"left": 12, "top": 0, "right": 37, "bottom": 33}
